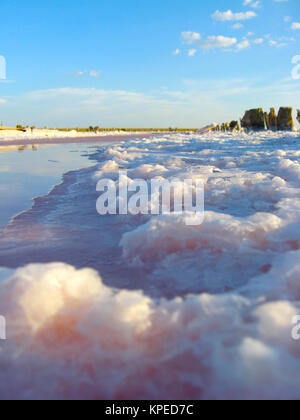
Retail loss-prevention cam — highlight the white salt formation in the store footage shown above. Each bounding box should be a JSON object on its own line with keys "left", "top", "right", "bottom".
{"left": 1, "top": 129, "right": 300, "bottom": 399}
{"left": 0, "top": 129, "right": 152, "bottom": 142}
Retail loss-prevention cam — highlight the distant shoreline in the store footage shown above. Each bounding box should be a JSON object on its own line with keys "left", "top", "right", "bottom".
{"left": 0, "top": 132, "right": 164, "bottom": 147}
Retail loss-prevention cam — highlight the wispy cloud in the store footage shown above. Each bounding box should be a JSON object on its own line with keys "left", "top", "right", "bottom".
{"left": 0, "top": 86, "right": 230, "bottom": 127}
{"left": 172, "top": 49, "right": 181, "bottom": 56}
{"left": 266, "top": 34, "right": 296, "bottom": 47}
{"left": 232, "top": 23, "right": 244, "bottom": 30}
{"left": 212, "top": 10, "right": 257, "bottom": 21}
{"left": 2, "top": 76, "right": 300, "bottom": 127}
{"left": 291, "top": 22, "right": 300, "bottom": 30}
{"left": 188, "top": 49, "right": 197, "bottom": 57}
{"left": 181, "top": 32, "right": 201, "bottom": 45}
{"left": 236, "top": 40, "right": 251, "bottom": 50}
{"left": 244, "top": 0, "right": 261, "bottom": 9}
{"left": 181, "top": 32, "right": 237, "bottom": 51}
{"left": 75, "top": 70, "right": 101, "bottom": 78}
{"left": 253, "top": 38, "right": 264, "bottom": 44}
{"left": 199, "top": 36, "right": 238, "bottom": 49}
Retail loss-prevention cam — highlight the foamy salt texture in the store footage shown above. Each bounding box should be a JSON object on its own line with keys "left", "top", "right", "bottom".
{"left": 1, "top": 130, "right": 300, "bottom": 399}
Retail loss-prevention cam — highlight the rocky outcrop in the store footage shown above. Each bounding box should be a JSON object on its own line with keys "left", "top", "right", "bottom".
{"left": 230, "top": 121, "right": 240, "bottom": 131}
{"left": 264, "top": 112, "right": 270, "bottom": 130}
{"left": 240, "top": 107, "right": 295, "bottom": 131}
{"left": 269, "top": 108, "right": 277, "bottom": 131}
{"left": 241, "top": 109, "right": 265, "bottom": 131}
{"left": 215, "top": 121, "right": 241, "bottom": 132}
{"left": 277, "top": 107, "right": 294, "bottom": 131}
{"left": 215, "top": 106, "right": 297, "bottom": 134}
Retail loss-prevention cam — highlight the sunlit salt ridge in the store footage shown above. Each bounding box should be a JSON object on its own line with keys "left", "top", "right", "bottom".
{"left": 1, "top": 130, "right": 300, "bottom": 399}
{"left": 0, "top": 260, "right": 300, "bottom": 400}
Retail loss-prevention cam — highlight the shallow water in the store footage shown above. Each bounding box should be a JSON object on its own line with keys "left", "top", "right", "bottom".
{"left": 0, "top": 143, "right": 109, "bottom": 227}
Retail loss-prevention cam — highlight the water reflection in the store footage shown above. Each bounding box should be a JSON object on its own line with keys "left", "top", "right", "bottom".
{"left": 0, "top": 143, "right": 101, "bottom": 227}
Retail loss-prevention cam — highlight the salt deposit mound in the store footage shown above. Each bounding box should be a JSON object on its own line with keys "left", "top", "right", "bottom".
{"left": 0, "top": 261, "right": 300, "bottom": 400}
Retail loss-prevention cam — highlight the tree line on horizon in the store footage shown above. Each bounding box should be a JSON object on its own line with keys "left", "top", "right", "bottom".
{"left": 57, "top": 127, "right": 199, "bottom": 133}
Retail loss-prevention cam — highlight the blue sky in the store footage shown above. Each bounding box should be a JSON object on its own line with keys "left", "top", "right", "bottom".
{"left": 0, "top": 0, "right": 299, "bottom": 127}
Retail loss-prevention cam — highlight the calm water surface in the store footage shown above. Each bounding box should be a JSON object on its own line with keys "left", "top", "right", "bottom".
{"left": 0, "top": 142, "right": 109, "bottom": 227}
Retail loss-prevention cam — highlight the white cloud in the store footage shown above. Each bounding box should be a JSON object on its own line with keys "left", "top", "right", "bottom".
{"left": 212, "top": 10, "right": 257, "bottom": 21}
{"left": 181, "top": 32, "right": 237, "bottom": 50}
{"left": 188, "top": 49, "right": 197, "bottom": 57}
{"left": 253, "top": 38, "right": 264, "bottom": 44}
{"left": 251, "top": 1, "right": 261, "bottom": 8}
{"left": 236, "top": 40, "right": 251, "bottom": 50}
{"left": 75, "top": 70, "right": 101, "bottom": 78}
{"left": 181, "top": 31, "right": 201, "bottom": 45}
{"left": 89, "top": 70, "right": 101, "bottom": 78}
{"left": 244, "top": 0, "right": 261, "bottom": 8}
{"left": 291, "top": 22, "right": 300, "bottom": 30}
{"left": 232, "top": 23, "right": 244, "bottom": 30}
{"left": 199, "top": 36, "right": 237, "bottom": 49}
{"left": 0, "top": 99, "right": 6, "bottom": 104}
{"left": 267, "top": 35, "right": 295, "bottom": 48}
{"left": 172, "top": 48, "right": 181, "bottom": 56}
